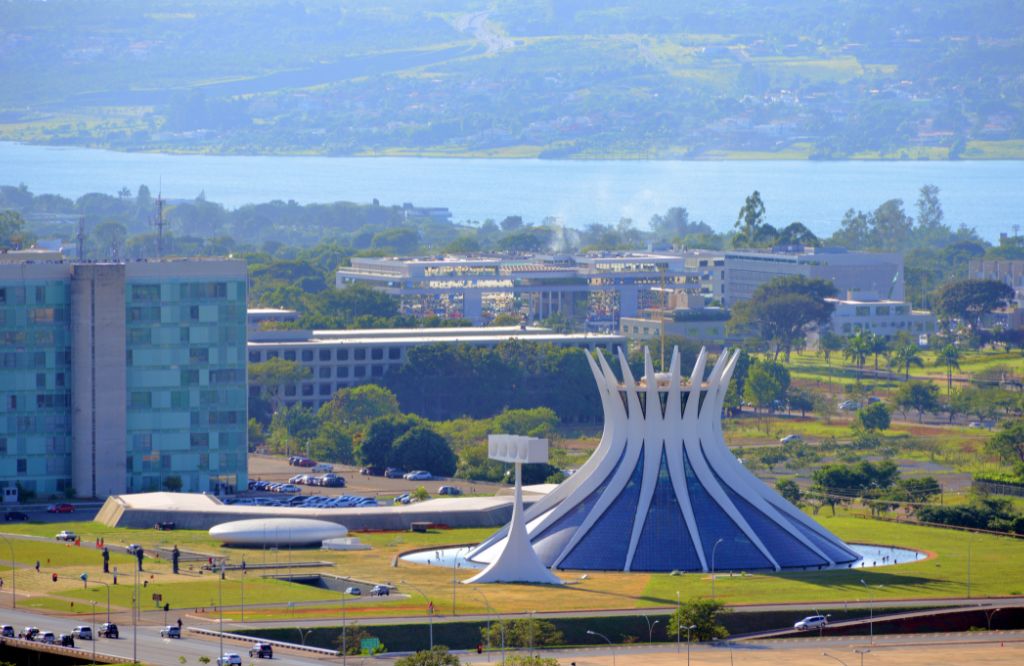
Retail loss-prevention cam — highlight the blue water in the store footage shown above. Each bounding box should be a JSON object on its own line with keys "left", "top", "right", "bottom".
{"left": 1, "top": 142, "right": 1021, "bottom": 241}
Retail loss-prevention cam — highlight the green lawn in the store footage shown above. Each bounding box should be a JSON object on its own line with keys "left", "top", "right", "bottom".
{"left": 643, "top": 510, "right": 1024, "bottom": 606}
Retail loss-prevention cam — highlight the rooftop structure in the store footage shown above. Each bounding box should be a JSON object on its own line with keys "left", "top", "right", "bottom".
{"left": 469, "top": 346, "right": 859, "bottom": 572}
{"left": 248, "top": 324, "right": 624, "bottom": 411}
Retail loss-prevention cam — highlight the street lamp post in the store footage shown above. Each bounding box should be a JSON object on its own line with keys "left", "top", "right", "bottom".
{"left": 91, "top": 601, "right": 97, "bottom": 665}
{"left": 823, "top": 652, "right": 850, "bottom": 666}
{"left": 586, "top": 630, "right": 615, "bottom": 666}
{"left": 218, "top": 562, "right": 225, "bottom": 662}
{"left": 400, "top": 580, "right": 433, "bottom": 650}
{"left": 0, "top": 535, "right": 15, "bottom": 608}
{"left": 986, "top": 607, "right": 1002, "bottom": 631}
{"left": 854, "top": 648, "right": 871, "bottom": 666}
{"left": 676, "top": 590, "right": 681, "bottom": 653}
{"left": 711, "top": 538, "right": 725, "bottom": 599}
{"left": 859, "top": 579, "right": 874, "bottom": 644}
{"left": 470, "top": 587, "right": 497, "bottom": 663}
{"left": 641, "top": 615, "right": 659, "bottom": 644}
{"left": 341, "top": 581, "right": 347, "bottom": 666}
{"left": 132, "top": 564, "right": 139, "bottom": 665}
{"left": 529, "top": 610, "right": 535, "bottom": 660}
{"left": 967, "top": 539, "right": 972, "bottom": 599}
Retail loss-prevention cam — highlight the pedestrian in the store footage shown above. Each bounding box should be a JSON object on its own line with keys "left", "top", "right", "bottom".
{"left": 177, "top": 618, "right": 182, "bottom": 631}
{"left": 1, "top": 577, "right": 4, "bottom": 589}
{"left": 35, "top": 560, "right": 40, "bottom": 573}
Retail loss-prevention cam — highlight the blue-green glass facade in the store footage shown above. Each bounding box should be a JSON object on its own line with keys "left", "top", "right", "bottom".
{"left": 125, "top": 277, "right": 247, "bottom": 493}
{"left": 0, "top": 279, "right": 72, "bottom": 497}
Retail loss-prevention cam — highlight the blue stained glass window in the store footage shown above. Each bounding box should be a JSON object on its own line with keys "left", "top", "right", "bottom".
{"left": 778, "top": 512, "right": 859, "bottom": 564}
{"left": 631, "top": 449, "right": 703, "bottom": 572}
{"left": 682, "top": 447, "right": 772, "bottom": 571}
{"left": 713, "top": 466, "right": 825, "bottom": 569}
{"left": 534, "top": 444, "right": 627, "bottom": 561}
{"left": 561, "top": 447, "right": 645, "bottom": 570}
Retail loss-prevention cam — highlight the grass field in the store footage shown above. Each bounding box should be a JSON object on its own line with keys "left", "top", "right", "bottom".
{"left": 4, "top": 507, "right": 1023, "bottom": 622}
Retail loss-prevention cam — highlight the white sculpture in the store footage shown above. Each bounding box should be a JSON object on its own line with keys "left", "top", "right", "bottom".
{"left": 465, "top": 435, "right": 563, "bottom": 585}
{"left": 468, "top": 347, "right": 858, "bottom": 572}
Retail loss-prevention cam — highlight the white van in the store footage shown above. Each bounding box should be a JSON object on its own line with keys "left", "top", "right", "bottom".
{"left": 312, "top": 463, "right": 333, "bottom": 472}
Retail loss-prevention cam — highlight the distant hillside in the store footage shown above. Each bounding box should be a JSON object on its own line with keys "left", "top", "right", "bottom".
{"left": 1, "top": 0, "right": 1022, "bottom": 159}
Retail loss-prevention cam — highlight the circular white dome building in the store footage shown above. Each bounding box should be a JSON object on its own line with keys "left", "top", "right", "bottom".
{"left": 209, "top": 518, "right": 347, "bottom": 547}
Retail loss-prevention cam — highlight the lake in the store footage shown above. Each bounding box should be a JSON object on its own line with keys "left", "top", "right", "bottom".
{"left": 1, "top": 142, "right": 1021, "bottom": 241}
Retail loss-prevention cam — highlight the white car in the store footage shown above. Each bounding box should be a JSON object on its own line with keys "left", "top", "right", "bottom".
{"left": 217, "top": 653, "right": 243, "bottom": 666}
{"left": 55, "top": 530, "right": 77, "bottom": 541}
{"left": 403, "top": 470, "right": 432, "bottom": 481}
{"left": 838, "top": 400, "right": 861, "bottom": 411}
{"left": 72, "top": 626, "right": 93, "bottom": 640}
{"left": 779, "top": 434, "right": 803, "bottom": 444}
{"left": 794, "top": 615, "right": 828, "bottom": 631}
{"left": 312, "top": 463, "right": 333, "bottom": 472}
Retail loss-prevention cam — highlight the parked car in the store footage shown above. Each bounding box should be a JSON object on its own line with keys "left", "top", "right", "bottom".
{"left": 370, "top": 584, "right": 390, "bottom": 596}
{"left": 393, "top": 493, "right": 411, "bottom": 505}
{"left": 403, "top": 470, "right": 432, "bottom": 481}
{"left": 126, "top": 544, "right": 142, "bottom": 554}
{"left": 312, "top": 463, "right": 333, "bottom": 472}
{"left": 319, "top": 474, "right": 345, "bottom": 488}
{"left": 56, "top": 530, "right": 77, "bottom": 541}
{"left": 779, "top": 434, "right": 803, "bottom": 444}
{"left": 293, "top": 457, "right": 315, "bottom": 468}
{"left": 217, "top": 653, "right": 243, "bottom": 666}
{"left": 360, "top": 466, "right": 384, "bottom": 476}
{"left": 794, "top": 615, "right": 828, "bottom": 631}
{"left": 277, "top": 484, "right": 301, "bottom": 493}
{"left": 39, "top": 631, "right": 55, "bottom": 644}
{"left": 384, "top": 467, "right": 403, "bottom": 478}
{"left": 19, "top": 627, "right": 40, "bottom": 640}
{"left": 72, "top": 626, "right": 93, "bottom": 640}
{"left": 160, "top": 625, "right": 181, "bottom": 638}
{"left": 99, "top": 623, "right": 119, "bottom": 639}
{"left": 0, "top": 625, "right": 14, "bottom": 638}
{"left": 438, "top": 485, "right": 462, "bottom": 496}
{"left": 345, "top": 586, "right": 361, "bottom": 596}
{"left": 249, "top": 642, "right": 274, "bottom": 659}
{"left": 154, "top": 521, "right": 176, "bottom": 531}
{"left": 4, "top": 510, "right": 29, "bottom": 521}
{"left": 59, "top": 633, "right": 75, "bottom": 647}
{"left": 867, "top": 396, "right": 882, "bottom": 404}
{"left": 838, "top": 400, "right": 861, "bottom": 411}
{"left": 47, "top": 503, "right": 75, "bottom": 514}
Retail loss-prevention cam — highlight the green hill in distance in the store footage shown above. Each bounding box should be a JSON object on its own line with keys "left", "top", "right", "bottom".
{"left": 1, "top": 0, "right": 1022, "bottom": 159}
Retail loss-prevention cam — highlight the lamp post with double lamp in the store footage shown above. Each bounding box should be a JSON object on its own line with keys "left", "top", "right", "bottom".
{"left": 0, "top": 534, "right": 15, "bottom": 608}
{"left": 711, "top": 538, "right": 725, "bottom": 599}
{"left": 985, "top": 607, "right": 1002, "bottom": 631}
{"left": 641, "top": 615, "right": 660, "bottom": 644}
{"left": 675, "top": 590, "right": 681, "bottom": 653}
{"left": 91, "top": 601, "right": 97, "bottom": 665}
{"left": 586, "top": 630, "right": 615, "bottom": 666}
{"left": 92, "top": 580, "right": 112, "bottom": 624}
{"left": 340, "top": 580, "right": 347, "bottom": 666}
{"left": 218, "top": 561, "right": 225, "bottom": 662}
{"left": 854, "top": 648, "right": 871, "bottom": 666}
{"left": 685, "top": 624, "right": 697, "bottom": 666}
{"left": 400, "top": 580, "right": 433, "bottom": 651}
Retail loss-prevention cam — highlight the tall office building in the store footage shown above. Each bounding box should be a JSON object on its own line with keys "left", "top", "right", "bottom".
{"left": 1, "top": 253, "right": 247, "bottom": 499}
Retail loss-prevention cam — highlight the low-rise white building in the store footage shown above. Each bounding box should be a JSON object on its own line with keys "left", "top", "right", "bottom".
{"left": 824, "top": 295, "right": 936, "bottom": 340}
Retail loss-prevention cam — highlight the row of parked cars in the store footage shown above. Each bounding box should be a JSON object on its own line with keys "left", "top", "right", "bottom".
{"left": 360, "top": 466, "right": 433, "bottom": 480}
{"left": 228, "top": 493, "right": 380, "bottom": 509}
{"left": 288, "top": 472, "right": 346, "bottom": 488}
{"left": 4, "top": 623, "right": 119, "bottom": 646}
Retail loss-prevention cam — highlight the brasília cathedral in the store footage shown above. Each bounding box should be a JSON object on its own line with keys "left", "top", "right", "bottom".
{"left": 468, "top": 346, "right": 859, "bottom": 573}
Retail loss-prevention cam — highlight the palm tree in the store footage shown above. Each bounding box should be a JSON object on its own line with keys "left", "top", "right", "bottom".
{"left": 868, "top": 332, "right": 889, "bottom": 372}
{"left": 819, "top": 331, "right": 844, "bottom": 387}
{"left": 842, "top": 331, "right": 871, "bottom": 372}
{"left": 935, "top": 343, "right": 961, "bottom": 394}
{"left": 888, "top": 342, "right": 924, "bottom": 381}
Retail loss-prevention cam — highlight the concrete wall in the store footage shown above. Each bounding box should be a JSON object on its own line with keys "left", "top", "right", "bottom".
{"left": 70, "top": 264, "right": 128, "bottom": 497}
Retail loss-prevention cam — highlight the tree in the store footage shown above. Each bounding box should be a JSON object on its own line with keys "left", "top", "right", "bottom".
{"left": 856, "top": 402, "right": 891, "bottom": 431}
{"left": 395, "top": 646, "right": 461, "bottom": 666}
{"left": 481, "top": 618, "right": 564, "bottom": 648}
{"left": 987, "top": 420, "right": 1024, "bottom": 465}
{"left": 729, "top": 276, "right": 837, "bottom": 361}
{"left": 892, "top": 381, "right": 941, "bottom": 423}
{"left": 935, "top": 343, "right": 961, "bottom": 394}
{"left": 733, "top": 191, "right": 766, "bottom": 248}
{"left": 393, "top": 425, "right": 457, "bottom": 476}
{"left": 933, "top": 279, "right": 1015, "bottom": 328}
{"left": 842, "top": 331, "right": 872, "bottom": 372}
{"left": 667, "top": 598, "right": 729, "bottom": 642}
{"left": 356, "top": 414, "right": 422, "bottom": 468}
{"left": 744, "top": 362, "right": 786, "bottom": 431}
{"left": 162, "top": 475, "right": 183, "bottom": 492}
{"left": 249, "top": 358, "right": 311, "bottom": 414}
{"left": 308, "top": 421, "right": 354, "bottom": 464}
{"left": 787, "top": 389, "right": 813, "bottom": 417}
{"left": 317, "top": 384, "right": 400, "bottom": 430}
{"left": 0, "top": 210, "right": 27, "bottom": 249}
{"left": 776, "top": 478, "right": 802, "bottom": 505}
{"left": 887, "top": 342, "right": 923, "bottom": 380}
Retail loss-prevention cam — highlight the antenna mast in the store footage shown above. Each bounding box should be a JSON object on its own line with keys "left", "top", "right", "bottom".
{"left": 152, "top": 185, "right": 167, "bottom": 258}
{"left": 76, "top": 216, "right": 85, "bottom": 261}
